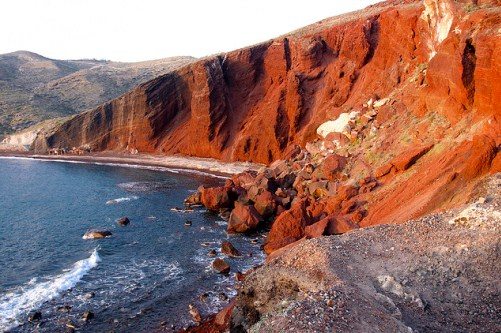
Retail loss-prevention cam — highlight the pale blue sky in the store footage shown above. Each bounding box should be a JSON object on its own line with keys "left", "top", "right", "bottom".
{"left": 1, "top": 0, "right": 382, "bottom": 62}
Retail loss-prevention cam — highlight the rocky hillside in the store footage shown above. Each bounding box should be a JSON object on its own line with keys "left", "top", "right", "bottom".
{"left": 36, "top": 0, "right": 499, "bottom": 164}
{"left": 230, "top": 175, "right": 500, "bottom": 332}
{"left": 38, "top": 0, "right": 499, "bottom": 228}
{"left": 0, "top": 51, "right": 194, "bottom": 136}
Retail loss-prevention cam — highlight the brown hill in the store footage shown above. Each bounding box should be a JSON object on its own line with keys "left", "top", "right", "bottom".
{"left": 0, "top": 51, "right": 194, "bottom": 136}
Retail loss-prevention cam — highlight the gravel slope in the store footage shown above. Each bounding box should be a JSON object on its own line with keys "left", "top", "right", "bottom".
{"left": 232, "top": 174, "right": 501, "bottom": 332}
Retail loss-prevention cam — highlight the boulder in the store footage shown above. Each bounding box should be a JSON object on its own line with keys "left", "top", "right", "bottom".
{"left": 373, "top": 97, "right": 391, "bottom": 108}
{"left": 324, "top": 215, "right": 359, "bottom": 234}
{"left": 307, "top": 180, "right": 329, "bottom": 198}
{"left": 116, "top": 217, "right": 130, "bottom": 226}
{"left": 246, "top": 185, "right": 261, "bottom": 202}
{"left": 213, "top": 258, "right": 231, "bottom": 274}
{"left": 304, "top": 218, "right": 330, "bottom": 238}
{"left": 232, "top": 171, "right": 257, "bottom": 189}
{"left": 81, "top": 311, "right": 94, "bottom": 322}
{"left": 188, "top": 304, "right": 202, "bottom": 324}
{"left": 264, "top": 198, "right": 315, "bottom": 254}
{"left": 184, "top": 191, "right": 201, "bottom": 206}
{"left": 325, "top": 132, "right": 351, "bottom": 148}
{"left": 269, "top": 159, "right": 289, "bottom": 178}
{"left": 200, "top": 186, "right": 232, "bottom": 211}
{"left": 227, "top": 201, "right": 263, "bottom": 234}
{"left": 305, "top": 214, "right": 358, "bottom": 237}
{"left": 215, "top": 300, "right": 236, "bottom": 327}
{"left": 337, "top": 184, "right": 359, "bottom": 201}
{"left": 276, "top": 172, "right": 296, "bottom": 188}
{"left": 221, "top": 241, "right": 242, "bottom": 257}
{"left": 82, "top": 230, "right": 112, "bottom": 240}
{"left": 255, "top": 174, "right": 279, "bottom": 193}
{"left": 253, "top": 190, "right": 277, "bottom": 219}
{"left": 319, "top": 154, "right": 347, "bottom": 181}
{"left": 316, "top": 111, "right": 359, "bottom": 138}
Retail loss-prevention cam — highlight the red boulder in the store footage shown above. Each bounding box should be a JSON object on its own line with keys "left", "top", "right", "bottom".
{"left": 227, "top": 201, "right": 263, "bottom": 234}
{"left": 200, "top": 186, "right": 232, "bottom": 211}
{"left": 264, "top": 198, "right": 314, "bottom": 254}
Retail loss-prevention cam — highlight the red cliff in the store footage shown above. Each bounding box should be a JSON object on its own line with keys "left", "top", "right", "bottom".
{"left": 36, "top": 0, "right": 500, "bottom": 239}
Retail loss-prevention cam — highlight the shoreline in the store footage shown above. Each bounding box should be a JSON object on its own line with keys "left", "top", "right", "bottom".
{"left": 0, "top": 151, "right": 262, "bottom": 179}
{"left": 0, "top": 153, "right": 265, "bottom": 332}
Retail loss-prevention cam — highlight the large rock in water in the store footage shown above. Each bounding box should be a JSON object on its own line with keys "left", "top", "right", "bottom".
{"left": 116, "top": 217, "right": 130, "bottom": 226}
{"left": 227, "top": 201, "right": 263, "bottom": 234}
{"left": 82, "top": 230, "right": 112, "bottom": 239}
{"left": 199, "top": 186, "right": 233, "bottom": 212}
{"left": 212, "top": 258, "right": 231, "bottom": 274}
{"left": 221, "top": 241, "right": 242, "bottom": 257}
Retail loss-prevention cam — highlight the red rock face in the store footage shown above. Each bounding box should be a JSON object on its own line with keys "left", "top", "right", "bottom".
{"left": 36, "top": 1, "right": 500, "bottom": 252}
{"left": 38, "top": 0, "right": 499, "bottom": 163}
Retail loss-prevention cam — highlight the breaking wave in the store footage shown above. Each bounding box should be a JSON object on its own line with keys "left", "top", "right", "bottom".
{"left": 106, "top": 196, "right": 139, "bottom": 205}
{"left": 0, "top": 249, "right": 100, "bottom": 331}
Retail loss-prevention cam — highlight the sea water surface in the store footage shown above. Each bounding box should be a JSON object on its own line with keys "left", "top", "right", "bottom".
{"left": 0, "top": 157, "right": 263, "bottom": 332}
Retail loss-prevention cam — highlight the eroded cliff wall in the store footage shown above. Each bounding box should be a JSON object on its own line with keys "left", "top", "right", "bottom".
{"left": 36, "top": 0, "right": 500, "bottom": 166}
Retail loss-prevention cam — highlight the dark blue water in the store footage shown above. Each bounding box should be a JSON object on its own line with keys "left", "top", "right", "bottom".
{"left": 0, "top": 157, "right": 263, "bottom": 332}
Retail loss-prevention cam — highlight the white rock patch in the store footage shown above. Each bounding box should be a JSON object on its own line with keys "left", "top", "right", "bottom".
{"left": 373, "top": 98, "right": 391, "bottom": 108}
{"left": 316, "top": 111, "right": 359, "bottom": 138}
{"left": 421, "top": 0, "right": 454, "bottom": 60}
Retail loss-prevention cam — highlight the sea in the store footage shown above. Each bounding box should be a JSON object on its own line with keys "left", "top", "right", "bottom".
{"left": 0, "top": 157, "right": 263, "bottom": 332}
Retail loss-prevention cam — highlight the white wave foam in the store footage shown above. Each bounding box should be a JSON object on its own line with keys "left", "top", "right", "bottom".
{"left": 118, "top": 181, "right": 173, "bottom": 193}
{"left": 106, "top": 196, "right": 139, "bottom": 205}
{"left": 0, "top": 249, "right": 100, "bottom": 331}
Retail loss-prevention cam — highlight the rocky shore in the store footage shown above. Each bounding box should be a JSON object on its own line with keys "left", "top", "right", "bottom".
{"left": 183, "top": 174, "right": 500, "bottom": 332}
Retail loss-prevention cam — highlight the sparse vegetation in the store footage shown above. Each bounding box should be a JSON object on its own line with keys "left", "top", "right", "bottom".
{"left": 463, "top": 3, "right": 479, "bottom": 13}
{"left": 0, "top": 51, "right": 194, "bottom": 136}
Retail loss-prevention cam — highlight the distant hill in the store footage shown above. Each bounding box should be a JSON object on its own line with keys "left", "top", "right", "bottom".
{"left": 0, "top": 51, "right": 195, "bottom": 136}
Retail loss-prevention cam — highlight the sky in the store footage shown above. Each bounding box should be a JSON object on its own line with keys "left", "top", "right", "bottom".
{"left": 1, "top": 0, "right": 383, "bottom": 62}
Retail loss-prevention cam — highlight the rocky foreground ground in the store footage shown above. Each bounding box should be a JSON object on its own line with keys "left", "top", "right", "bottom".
{"left": 228, "top": 174, "right": 500, "bottom": 332}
